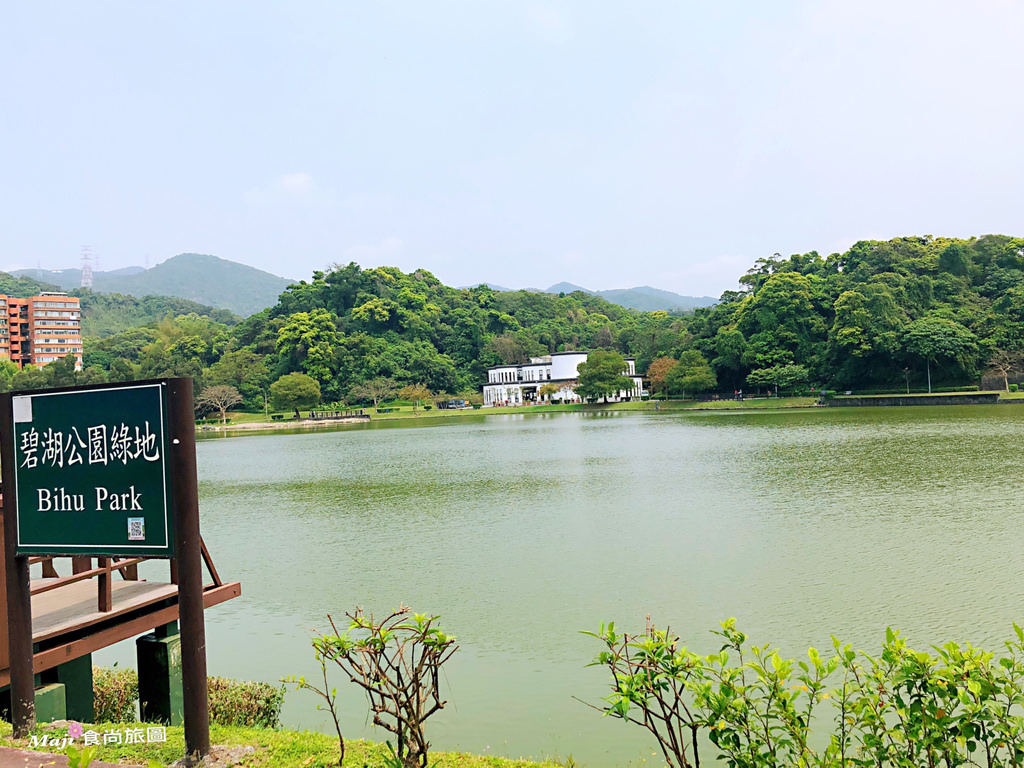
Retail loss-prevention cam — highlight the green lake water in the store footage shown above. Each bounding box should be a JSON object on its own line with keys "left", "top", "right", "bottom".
{"left": 96, "top": 405, "right": 1024, "bottom": 766}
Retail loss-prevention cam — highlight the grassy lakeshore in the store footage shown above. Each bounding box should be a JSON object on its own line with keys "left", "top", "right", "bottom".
{"left": 199, "top": 390, "right": 1024, "bottom": 434}
{"left": 0, "top": 722, "right": 568, "bottom": 768}
{"left": 204, "top": 396, "right": 821, "bottom": 432}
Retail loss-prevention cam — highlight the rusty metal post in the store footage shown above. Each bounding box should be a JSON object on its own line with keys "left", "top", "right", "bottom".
{"left": 166, "top": 378, "right": 210, "bottom": 760}
{"left": 0, "top": 392, "right": 36, "bottom": 737}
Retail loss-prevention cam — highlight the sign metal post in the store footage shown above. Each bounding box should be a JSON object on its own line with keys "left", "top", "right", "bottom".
{"left": 0, "top": 387, "right": 34, "bottom": 737}
{"left": 167, "top": 378, "right": 210, "bottom": 759}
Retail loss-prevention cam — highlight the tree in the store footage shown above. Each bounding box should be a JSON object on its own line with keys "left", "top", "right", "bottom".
{"left": 305, "top": 607, "right": 457, "bottom": 768}
{"left": 774, "top": 363, "right": 810, "bottom": 392}
{"left": 109, "top": 358, "right": 135, "bottom": 383}
{"left": 349, "top": 377, "right": 399, "bottom": 409}
{"left": 196, "top": 384, "right": 244, "bottom": 425}
{"left": 78, "top": 366, "right": 108, "bottom": 386}
{"left": 0, "top": 358, "right": 19, "bottom": 393}
{"left": 208, "top": 349, "right": 270, "bottom": 404}
{"left": 903, "top": 317, "right": 978, "bottom": 393}
{"left": 44, "top": 354, "right": 79, "bottom": 388}
{"left": 938, "top": 242, "right": 971, "bottom": 276}
{"left": 399, "top": 383, "right": 432, "bottom": 413}
{"left": 745, "top": 367, "right": 775, "bottom": 394}
{"left": 826, "top": 287, "right": 904, "bottom": 388}
{"left": 735, "top": 272, "right": 826, "bottom": 370}
{"left": 11, "top": 365, "right": 48, "bottom": 391}
{"left": 711, "top": 327, "right": 748, "bottom": 389}
{"left": 746, "top": 364, "right": 809, "bottom": 396}
{"left": 664, "top": 351, "right": 717, "bottom": 398}
{"left": 276, "top": 308, "right": 341, "bottom": 388}
{"left": 575, "top": 351, "right": 633, "bottom": 402}
{"left": 645, "top": 357, "right": 678, "bottom": 399}
{"left": 539, "top": 382, "right": 561, "bottom": 402}
{"left": 986, "top": 349, "right": 1022, "bottom": 392}
{"left": 270, "top": 373, "right": 321, "bottom": 417}
{"left": 484, "top": 335, "right": 528, "bottom": 365}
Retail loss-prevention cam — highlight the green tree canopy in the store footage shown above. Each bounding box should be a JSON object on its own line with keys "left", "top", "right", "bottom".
{"left": 902, "top": 316, "right": 978, "bottom": 391}
{"left": 746, "top": 363, "right": 810, "bottom": 395}
{"left": 270, "top": 372, "right": 321, "bottom": 417}
{"left": 665, "top": 350, "right": 717, "bottom": 398}
{"left": 575, "top": 351, "right": 633, "bottom": 402}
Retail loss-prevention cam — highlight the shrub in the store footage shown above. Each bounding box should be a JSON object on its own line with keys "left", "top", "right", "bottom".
{"left": 288, "top": 607, "right": 458, "bottom": 768}
{"left": 93, "top": 666, "right": 138, "bottom": 723}
{"left": 1011, "top": 383, "right": 1019, "bottom": 392}
{"left": 93, "top": 668, "right": 283, "bottom": 728}
{"left": 207, "top": 676, "right": 285, "bottom": 728}
{"left": 584, "top": 619, "right": 1024, "bottom": 768}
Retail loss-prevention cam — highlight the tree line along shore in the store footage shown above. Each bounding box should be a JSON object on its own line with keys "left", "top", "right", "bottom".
{"left": 2, "top": 235, "right": 1023, "bottom": 415}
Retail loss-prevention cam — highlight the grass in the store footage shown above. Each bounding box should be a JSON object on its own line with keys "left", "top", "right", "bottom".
{"left": 0, "top": 721, "right": 567, "bottom": 768}
{"left": 198, "top": 410, "right": 296, "bottom": 425}
{"left": 211, "top": 396, "right": 821, "bottom": 430}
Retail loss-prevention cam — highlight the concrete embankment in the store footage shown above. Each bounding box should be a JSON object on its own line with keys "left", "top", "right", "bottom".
{"left": 828, "top": 393, "right": 1000, "bottom": 407}
{"left": 198, "top": 415, "right": 371, "bottom": 432}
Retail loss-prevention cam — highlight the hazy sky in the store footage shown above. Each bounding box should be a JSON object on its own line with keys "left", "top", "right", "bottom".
{"left": 3, "top": 2, "right": 1022, "bottom": 297}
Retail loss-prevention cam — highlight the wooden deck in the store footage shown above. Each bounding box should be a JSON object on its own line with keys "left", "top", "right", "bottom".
{"left": 32, "top": 579, "right": 179, "bottom": 642}
{"left": 0, "top": 576, "right": 240, "bottom": 688}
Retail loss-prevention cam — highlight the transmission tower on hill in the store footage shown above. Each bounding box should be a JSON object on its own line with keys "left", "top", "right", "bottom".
{"left": 81, "top": 246, "right": 93, "bottom": 288}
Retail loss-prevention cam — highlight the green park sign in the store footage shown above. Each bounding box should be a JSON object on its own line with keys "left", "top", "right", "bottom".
{"left": 10, "top": 381, "right": 175, "bottom": 557}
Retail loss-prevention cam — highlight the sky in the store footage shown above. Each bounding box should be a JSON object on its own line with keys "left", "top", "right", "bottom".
{"left": 3, "top": 1, "right": 1023, "bottom": 298}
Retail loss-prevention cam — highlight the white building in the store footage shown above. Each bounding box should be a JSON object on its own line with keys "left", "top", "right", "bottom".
{"left": 483, "top": 351, "right": 643, "bottom": 406}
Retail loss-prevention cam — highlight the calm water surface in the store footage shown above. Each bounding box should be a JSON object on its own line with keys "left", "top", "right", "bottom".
{"left": 97, "top": 406, "right": 1024, "bottom": 766}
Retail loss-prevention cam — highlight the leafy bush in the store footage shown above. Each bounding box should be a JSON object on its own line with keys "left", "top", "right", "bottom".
{"left": 93, "top": 666, "right": 138, "bottom": 722}
{"left": 584, "top": 619, "right": 1024, "bottom": 768}
{"left": 207, "top": 676, "right": 285, "bottom": 728}
{"left": 93, "top": 668, "right": 283, "bottom": 728}
{"left": 1012, "top": 383, "right": 1020, "bottom": 392}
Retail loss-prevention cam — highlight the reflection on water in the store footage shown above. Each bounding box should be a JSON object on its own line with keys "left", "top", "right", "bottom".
{"left": 97, "top": 406, "right": 1024, "bottom": 766}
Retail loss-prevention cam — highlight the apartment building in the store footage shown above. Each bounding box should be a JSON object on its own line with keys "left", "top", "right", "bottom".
{"left": 0, "top": 292, "right": 83, "bottom": 369}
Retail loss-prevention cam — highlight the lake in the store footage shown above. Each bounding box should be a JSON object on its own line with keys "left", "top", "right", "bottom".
{"left": 96, "top": 405, "right": 1024, "bottom": 766}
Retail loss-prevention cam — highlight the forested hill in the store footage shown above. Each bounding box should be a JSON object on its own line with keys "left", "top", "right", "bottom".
{"left": 543, "top": 282, "right": 716, "bottom": 312}
{"left": 77, "top": 291, "right": 239, "bottom": 337}
{"left": 15, "top": 253, "right": 294, "bottom": 316}
{"left": 685, "top": 234, "right": 1024, "bottom": 392}
{"left": 80, "top": 263, "right": 680, "bottom": 405}
{"left": 31, "top": 234, "right": 1024, "bottom": 407}
{"left": 0, "top": 270, "right": 239, "bottom": 336}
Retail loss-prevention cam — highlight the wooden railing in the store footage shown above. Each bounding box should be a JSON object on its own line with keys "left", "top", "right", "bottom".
{"left": 26, "top": 538, "right": 223, "bottom": 613}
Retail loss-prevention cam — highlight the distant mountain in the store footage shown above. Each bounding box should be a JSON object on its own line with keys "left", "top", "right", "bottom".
{"left": 545, "top": 281, "right": 589, "bottom": 294}
{"left": 0, "top": 271, "right": 62, "bottom": 297}
{"left": 14, "top": 253, "right": 295, "bottom": 316}
{"left": 77, "top": 291, "right": 239, "bottom": 337}
{"left": 590, "top": 286, "right": 717, "bottom": 313}
{"left": 543, "top": 282, "right": 717, "bottom": 312}
{"left": 462, "top": 280, "right": 715, "bottom": 311}
{"left": 459, "top": 282, "right": 514, "bottom": 291}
